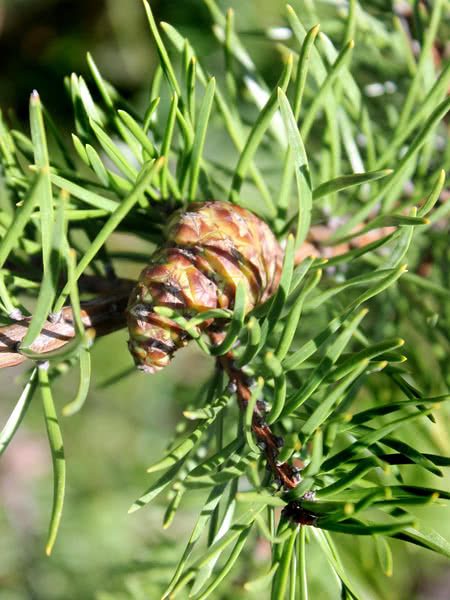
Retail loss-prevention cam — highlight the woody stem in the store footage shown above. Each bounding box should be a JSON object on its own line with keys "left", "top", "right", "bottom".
{"left": 0, "top": 279, "right": 134, "bottom": 370}
{"left": 209, "top": 330, "right": 299, "bottom": 491}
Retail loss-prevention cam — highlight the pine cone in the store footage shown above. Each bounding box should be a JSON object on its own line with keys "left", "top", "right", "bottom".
{"left": 126, "top": 201, "right": 283, "bottom": 372}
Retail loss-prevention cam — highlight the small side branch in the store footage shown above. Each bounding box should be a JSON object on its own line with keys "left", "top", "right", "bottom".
{"left": 210, "top": 331, "right": 299, "bottom": 491}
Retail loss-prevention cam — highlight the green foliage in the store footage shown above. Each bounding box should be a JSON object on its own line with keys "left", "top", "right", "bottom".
{"left": 0, "top": 0, "right": 449, "bottom": 598}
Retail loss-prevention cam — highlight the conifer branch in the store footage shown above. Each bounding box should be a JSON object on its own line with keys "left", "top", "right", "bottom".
{"left": 1, "top": 2, "right": 448, "bottom": 593}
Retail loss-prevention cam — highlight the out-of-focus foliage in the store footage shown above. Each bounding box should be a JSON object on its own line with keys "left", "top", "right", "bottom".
{"left": 0, "top": 1, "right": 449, "bottom": 599}
{"left": 3, "top": 0, "right": 446, "bottom": 122}
{"left": 0, "top": 0, "right": 300, "bottom": 121}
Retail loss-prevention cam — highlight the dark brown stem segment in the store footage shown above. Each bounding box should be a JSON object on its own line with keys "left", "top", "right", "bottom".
{"left": 0, "top": 280, "right": 134, "bottom": 369}
{"left": 209, "top": 331, "right": 299, "bottom": 491}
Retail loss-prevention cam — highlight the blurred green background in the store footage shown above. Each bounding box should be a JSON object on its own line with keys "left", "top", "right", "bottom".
{"left": 0, "top": 1, "right": 449, "bottom": 599}
{"left": 0, "top": 0, "right": 302, "bottom": 122}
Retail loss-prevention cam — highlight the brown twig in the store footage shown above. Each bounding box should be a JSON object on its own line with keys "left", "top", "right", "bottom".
{"left": 0, "top": 280, "right": 134, "bottom": 369}
{"left": 209, "top": 331, "right": 299, "bottom": 491}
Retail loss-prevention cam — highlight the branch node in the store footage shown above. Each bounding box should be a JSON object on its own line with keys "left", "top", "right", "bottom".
{"left": 8, "top": 308, "right": 24, "bottom": 321}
